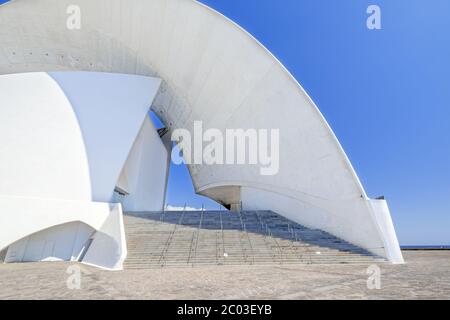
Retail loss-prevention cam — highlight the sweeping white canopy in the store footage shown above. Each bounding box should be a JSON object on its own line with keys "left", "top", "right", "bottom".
{"left": 0, "top": 0, "right": 403, "bottom": 262}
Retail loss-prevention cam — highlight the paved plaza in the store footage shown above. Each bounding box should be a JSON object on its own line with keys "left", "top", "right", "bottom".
{"left": 0, "top": 251, "right": 448, "bottom": 300}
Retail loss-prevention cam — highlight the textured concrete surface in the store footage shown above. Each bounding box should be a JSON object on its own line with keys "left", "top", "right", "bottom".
{"left": 0, "top": 251, "right": 448, "bottom": 300}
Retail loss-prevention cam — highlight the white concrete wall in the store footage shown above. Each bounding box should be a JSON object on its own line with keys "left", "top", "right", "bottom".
{"left": 368, "top": 199, "right": 404, "bottom": 263}
{"left": 49, "top": 71, "right": 161, "bottom": 203}
{"left": 82, "top": 203, "right": 127, "bottom": 270}
{"left": 117, "top": 116, "right": 171, "bottom": 212}
{"left": 0, "top": 196, "right": 127, "bottom": 270}
{"left": 0, "top": 71, "right": 161, "bottom": 204}
{"left": 5, "top": 222, "right": 94, "bottom": 263}
{"left": 0, "top": 73, "right": 91, "bottom": 201}
{"left": 0, "top": 195, "right": 109, "bottom": 251}
{"left": 0, "top": 71, "right": 163, "bottom": 269}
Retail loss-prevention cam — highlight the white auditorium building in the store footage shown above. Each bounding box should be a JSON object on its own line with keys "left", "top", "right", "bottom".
{"left": 0, "top": 0, "right": 403, "bottom": 270}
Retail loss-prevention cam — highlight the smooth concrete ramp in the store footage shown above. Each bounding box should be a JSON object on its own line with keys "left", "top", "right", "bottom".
{"left": 124, "top": 211, "right": 386, "bottom": 269}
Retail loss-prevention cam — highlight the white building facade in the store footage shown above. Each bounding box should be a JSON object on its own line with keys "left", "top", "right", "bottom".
{"left": 0, "top": 72, "right": 169, "bottom": 269}
{"left": 0, "top": 0, "right": 404, "bottom": 268}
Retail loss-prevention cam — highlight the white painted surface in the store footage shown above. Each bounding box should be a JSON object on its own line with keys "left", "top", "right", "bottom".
{"left": 5, "top": 222, "right": 94, "bottom": 263}
{"left": 0, "top": 196, "right": 126, "bottom": 270}
{"left": 0, "top": 71, "right": 161, "bottom": 204}
{"left": 82, "top": 204, "right": 127, "bottom": 270}
{"left": 0, "top": 0, "right": 403, "bottom": 262}
{"left": 49, "top": 71, "right": 161, "bottom": 202}
{"left": 0, "top": 71, "right": 164, "bottom": 269}
{"left": 0, "top": 195, "right": 110, "bottom": 252}
{"left": 0, "top": 73, "right": 91, "bottom": 201}
{"left": 117, "top": 116, "right": 171, "bottom": 212}
{"left": 368, "top": 199, "right": 405, "bottom": 263}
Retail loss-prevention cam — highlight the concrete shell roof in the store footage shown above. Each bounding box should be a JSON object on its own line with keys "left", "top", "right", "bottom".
{"left": 0, "top": 0, "right": 367, "bottom": 204}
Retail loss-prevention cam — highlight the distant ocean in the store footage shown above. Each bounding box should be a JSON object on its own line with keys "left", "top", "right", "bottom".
{"left": 402, "top": 245, "right": 450, "bottom": 250}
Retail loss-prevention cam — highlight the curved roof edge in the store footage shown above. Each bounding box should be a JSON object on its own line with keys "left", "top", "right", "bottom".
{"left": 194, "top": 0, "right": 368, "bottom": 199}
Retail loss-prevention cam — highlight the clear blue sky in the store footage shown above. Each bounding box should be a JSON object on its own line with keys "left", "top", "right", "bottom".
{"left": 2, "top": 0, "right": 448, "bottom": 245}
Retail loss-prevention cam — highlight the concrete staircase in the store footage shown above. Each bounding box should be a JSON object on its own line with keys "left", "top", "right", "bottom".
{"left": 124, "top": 211, "right": 386, "bottom": 269}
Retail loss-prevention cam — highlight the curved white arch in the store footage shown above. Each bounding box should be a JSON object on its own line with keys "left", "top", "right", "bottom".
{"left": 0, "top": 195, "right": 126, "bottom": 269}
{"left": 0, "top": 71, "right": 163, "bottom": 269}
{"left": 0, "top": 0, "right": 403, "bottom": 262}
{"left": 4, "top": 221, "right": 95, "bottom": 263}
